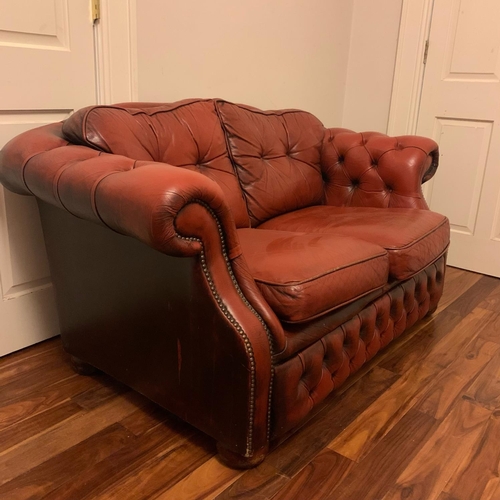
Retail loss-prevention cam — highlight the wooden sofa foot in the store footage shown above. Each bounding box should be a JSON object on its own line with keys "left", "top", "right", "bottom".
{"left": 426, "top": 304, "right": 438, "bottom": 317}
{"left": 69, "top": 355, "right": 99, "bottom": 376}
{"left": 217, "top": 443, "right": 268, "bottom": 469}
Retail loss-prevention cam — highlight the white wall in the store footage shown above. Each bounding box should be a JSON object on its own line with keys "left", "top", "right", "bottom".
{"left": 136, "top": 0, "right": 353, "bottom": 126}
{"left": 135, "top": 1, "right": 402, "bottom": 131}
{"left": 342, "top": 0, "right": 403, "bottom": 133}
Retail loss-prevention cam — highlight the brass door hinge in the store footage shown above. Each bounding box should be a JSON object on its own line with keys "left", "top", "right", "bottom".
{"left": 423, "top": 40, "right": 430, "bottom": 65}
{"left": 91, "top": 0, "right": 100, "bottom": 22}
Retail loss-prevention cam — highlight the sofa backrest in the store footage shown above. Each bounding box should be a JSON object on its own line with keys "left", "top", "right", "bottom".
{"left": 62, "top": 99, "right": 250, "bottom": 227}
{"left": 62, "top": 98, "right": 328, "bottom": 228}
{"left": 216, "top": 101, "right": 325, "bottom": 226}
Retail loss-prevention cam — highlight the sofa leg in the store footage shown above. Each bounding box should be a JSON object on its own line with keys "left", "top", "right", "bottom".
{"left": 426, "top": 304, "right": 438, "bottom": 317}
{"left": 217, "top": 442, "right": 268, "bottom": 469}
{"left": 69, "top": 355, "right": 100, "bottom": 376}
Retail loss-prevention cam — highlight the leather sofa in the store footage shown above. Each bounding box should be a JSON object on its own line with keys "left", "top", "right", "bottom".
{"left": 0, "top": 99, "right": 450, "bottom": 468}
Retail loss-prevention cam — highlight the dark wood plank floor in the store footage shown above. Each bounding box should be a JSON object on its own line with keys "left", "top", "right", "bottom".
{"left": 1, "top": 266, "right": 499, "bottom": 500}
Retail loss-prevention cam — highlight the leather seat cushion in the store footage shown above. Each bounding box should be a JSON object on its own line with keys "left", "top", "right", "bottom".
{"left": 258, "top": 206, "right": 449, "bottom": 280}
{"left": 238, "top": 228, "right": 389, "bottom": 323}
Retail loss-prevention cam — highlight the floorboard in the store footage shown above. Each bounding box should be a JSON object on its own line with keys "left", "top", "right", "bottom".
{"left": 0, "top": 267, "right": 499, "bottom": 500}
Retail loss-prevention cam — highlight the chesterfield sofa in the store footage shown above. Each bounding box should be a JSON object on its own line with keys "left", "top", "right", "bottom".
{"left": 0, "top": 99, "right": 449, "bottom": 468}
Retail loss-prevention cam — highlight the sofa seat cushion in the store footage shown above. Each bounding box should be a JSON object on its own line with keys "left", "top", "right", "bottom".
{"left": 258, "top": 206, "right": 449, "bottom": 280}
{"left": 237, "top": 229, "right": 389, "bottom": 323}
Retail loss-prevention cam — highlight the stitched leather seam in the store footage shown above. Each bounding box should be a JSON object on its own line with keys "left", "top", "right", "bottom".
{"left": 83, "top": 108, "right": 114, "bottom": 153}
{"left": 384, "top": 217, "right": 449, "bottom": 250}
{"left": 132, "top": 99, "right": 208, "bottom": 117}
{"left": 53, "top": 161, "right": 80, "bottom": 211}
{"left": 75, "top": 101, "right": 209, "bottom": 151}
{"left": 391, "top": 244, "right": 450, "bottom": 281}
{"left": 90, "top": 170, "right": 133, "bottom": 232}
{"left": 275, "top": 282, "right": 388, "bottom": 324}
{"left": 403, "top": 144, "right": 438, "bottom": 157}
{"left": 80, "top": 107, "right": 92, "bottom": 146}
{"left": 216, "top": 99, "right": 319, "bottom": 119}
{"left": 89, "top": 163, "right": 136, "bottom": 222}
{"left": 253, "top": 252, "right": 388, "bottom": 286}
{"left": 19, "top": 143, "right": 69, "bottom": 195}
{"left": 214, "top": 104, "right": 252, "bottom": 226}
{"left": 20, "top": 151, "right": 47, "bottom": 195}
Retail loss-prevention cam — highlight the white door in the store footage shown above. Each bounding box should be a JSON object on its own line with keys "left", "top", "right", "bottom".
{"left": 417, "top": 0, "right": 500, "bottom": 277}
{"left": 0, "top": 0, "right": 97, "bottom": 356}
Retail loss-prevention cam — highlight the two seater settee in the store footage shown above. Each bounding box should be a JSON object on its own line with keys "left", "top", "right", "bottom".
{"left": 0, "top": 99, "right": 450, "bottom": 468}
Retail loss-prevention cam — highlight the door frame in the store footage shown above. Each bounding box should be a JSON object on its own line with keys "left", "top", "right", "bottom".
{"left": 0, "top": 0, "right": 138, "bottom": 356}
{"left": 387, "top": 0, "right": 435, "bottom": 136}
{"left": 0, "top": 0, "right": 139, "bottom": 302}
{"left": 94, "top": 0, "right": 138, "bottom": 104}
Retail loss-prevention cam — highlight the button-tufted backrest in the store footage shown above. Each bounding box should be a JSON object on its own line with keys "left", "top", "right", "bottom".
{"left": 216, "top": 101, "right": 325, "bottom": 226}
{"left": 62, "top": 99, "right": 250, "bottom": 227}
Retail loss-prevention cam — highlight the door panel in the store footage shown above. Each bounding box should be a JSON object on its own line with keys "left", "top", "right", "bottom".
{"left": 425, "top": 118, "right": 492, "bottom": 236}
{"left": 418, "top": 0, "right": 500, "bottom": 277}
{"left": 446, "top": 0, "right": 500, "bottom": 79}
{"left": 0, "top": 0, "right": 96, "bottom": 356}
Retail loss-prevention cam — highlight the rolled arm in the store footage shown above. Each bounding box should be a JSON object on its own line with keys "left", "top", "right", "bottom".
{"left": 321, "top": 128, "right": 439, "bottom": 209}
{"left": 94, "top": 162, "right": 241, "bottom": 258}
{"left": 0, "top": 123, "right": 240, "bottom": 258}
{"left": 0, "top": 122, "right": 285, "bottom": 352}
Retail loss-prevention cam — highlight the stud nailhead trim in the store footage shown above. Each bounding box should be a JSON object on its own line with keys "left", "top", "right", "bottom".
{"left": 176, "top": 200, "right": 275, "bottom": 457}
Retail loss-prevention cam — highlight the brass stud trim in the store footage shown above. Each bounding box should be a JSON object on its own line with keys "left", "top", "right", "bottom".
{"left": 175, "top": 200, "right": 275, "bottom": 455}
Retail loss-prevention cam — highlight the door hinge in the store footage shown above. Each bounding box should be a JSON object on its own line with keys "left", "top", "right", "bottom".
{"left": 91, "top": 0, "right": 100, "bottom": 23}
{"left": 423, "top": 40, "right": 430, "bottom": 65}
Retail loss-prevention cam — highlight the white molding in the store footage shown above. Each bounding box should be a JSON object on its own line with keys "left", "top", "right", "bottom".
{"left": 94, "top": 0, "right": 137, "bottom": 104}
{"left": 0, "top": 187, "right": 13, "bottom": 299}
{"left": 0, "top": 188, "right": 52, "bottom": 300}
{"left": 387, "top": 0, "right": 435, "bottom": 136}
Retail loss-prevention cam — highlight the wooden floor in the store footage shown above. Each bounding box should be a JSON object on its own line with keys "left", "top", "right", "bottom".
{"left": 1, "top": 266, "right": 500, "bottom": 500}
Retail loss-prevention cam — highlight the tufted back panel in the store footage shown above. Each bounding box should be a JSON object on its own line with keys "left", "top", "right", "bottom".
{"left": 320, "top": 129, "right": 437, "bottom": 209}
{"left": 216, "top": 101, "right": 325, "bottom": 226}
{"left": 62, "top": 99, "right": 250, "bottom": 227}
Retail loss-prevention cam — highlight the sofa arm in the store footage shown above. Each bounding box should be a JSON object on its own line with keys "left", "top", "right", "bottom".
{"left": 94, "top": 162, "right": 241, "bottom": 257}
{"left": 0, "top": 123, "right": 285, "bottom": 351}
{"left": 0, "top": 123, "right": 238, "bottom": 258}
{"left": 321, "top": 128, "right": 439, "bottom": 209}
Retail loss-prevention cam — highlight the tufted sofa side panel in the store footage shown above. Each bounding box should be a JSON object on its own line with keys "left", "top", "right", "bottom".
{"left": 271, "top": 254, "right": 446, "bottom": 438}
{"left": 321, "top": 128, "right": 439, "bottom": 209}
{"left": 62, "top": 99, "right": 250, "bottom": 227}
{"left": 216, "top": 101, "right": 325, "bottom": 226}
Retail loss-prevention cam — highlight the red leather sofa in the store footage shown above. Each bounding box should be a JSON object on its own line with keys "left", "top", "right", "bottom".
{"left": 0, "top": 99, "right": 450, "bottom": 468}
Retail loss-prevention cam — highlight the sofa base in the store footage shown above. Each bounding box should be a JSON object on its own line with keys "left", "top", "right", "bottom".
{"left": 271, "top": 254, "right": 446, "bottom": 439}
{"left": 39, "top": 199, "right": 447, "bottom": 469}
{"left": 214, "top": 271, "right": 444, "bottom": 468}
{"left": 69, "top": 355, "right": 100, "bottom": 376}
{"left": 217, "top": 443, "right": 268, "bottom": 469}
